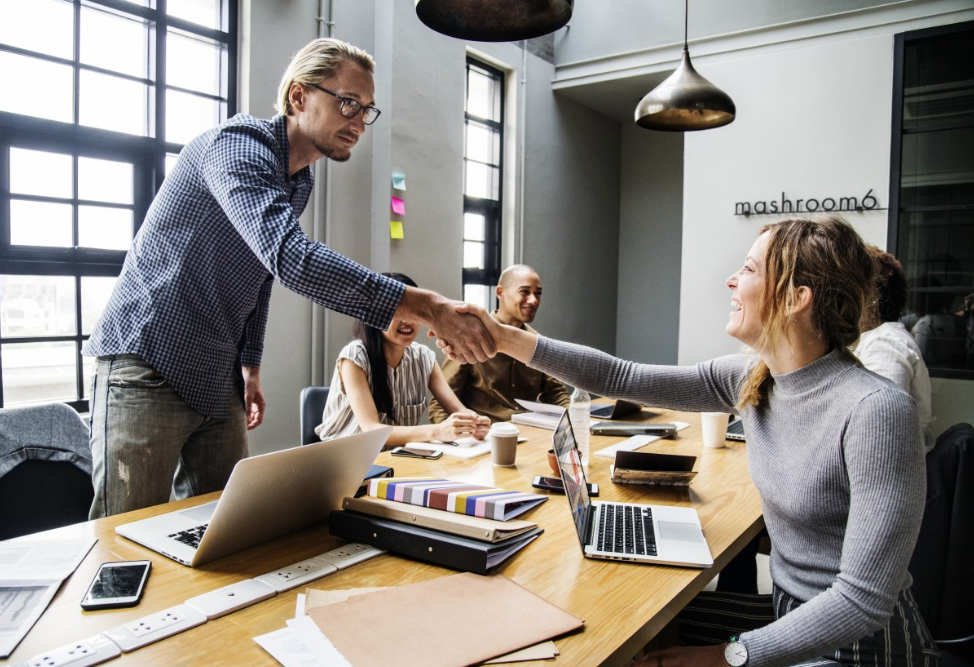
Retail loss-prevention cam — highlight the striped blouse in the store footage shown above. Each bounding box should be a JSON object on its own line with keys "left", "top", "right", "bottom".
{"left": 314, "top": 340, "right": 436, "bottom": 442}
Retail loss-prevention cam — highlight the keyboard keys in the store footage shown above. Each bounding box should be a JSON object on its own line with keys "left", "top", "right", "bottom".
{"left": 595, "top": 504, "right": 657, "bottom": 557}
{"left": 169, "top": 524, "right": 208, "bottom": 548}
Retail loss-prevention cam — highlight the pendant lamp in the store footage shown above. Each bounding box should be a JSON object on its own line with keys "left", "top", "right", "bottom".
{"left": 634, "top": 0, "right": 735, "bottom": 131}
{"left": 415, "top": 0, "right": 573, "bottom": 42}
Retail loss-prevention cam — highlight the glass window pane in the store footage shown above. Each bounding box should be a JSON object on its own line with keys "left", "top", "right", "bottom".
{"left": 166, "top": 90, "right": 220, "bottom": 144}
{"left": 0, "top": 275, "right": 76, "bottom": 337}
{"left": 0, "top": 0, "right": 73, "bottom": 59}
{"left": 464, "top": 161, "right": 499, "bottom": 200}
{"left": 168, "top": 0, "right": 221, "bottom": 30}
{"left": 10, "top": 148, "right": 73, "bottom": 199}
{"left": 10, "top": 200, "right": 73, "bottom": 247}
{"left": 79, "top": 70, "right": 147, "bottom": 136}
{"left": 79, "top": 157, "right": 134, "bottom": 204}
{"left": 463, "top": 284, "right": 490, "bottom": 311}
{"left": 0, "top": 52, "right": 73, "bottom": 123}
{"left": 899, "top": 127, "right": 974, "bottom": 209}
{"left": 0, "top": 341, "right": 78, "bottom": 406}
{"left": 167, "top": 32, "right": 222, "bottom": 95}
{"left": 463, "top": 213, "right": 485, "bottom": 241}
{"left": 80, "top": 6, "right": 148, "bottom": 79}
{"left": 81, "top": 276, "right": 117, "bottom": 335}
{"left": 463, "top": 241, "right": 484, "bottom": 269}
{"left": 465, "top": 122, "right": 499, "bottom": 166}
{"left": 79, "top": 206, "right": 133, "bottom": 250}
{"left": 466, "top": 69, "right": 497, "bottom": 121}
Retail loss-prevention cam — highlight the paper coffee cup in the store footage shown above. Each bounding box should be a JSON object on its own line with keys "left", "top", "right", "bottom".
{"left": 700, "top": 412, "right": 729, "bottom": 448}
{"left": 489, "top": 423, "right": 519, "bottom": 467}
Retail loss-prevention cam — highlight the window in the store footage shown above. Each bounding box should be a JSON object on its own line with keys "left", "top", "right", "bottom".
{"left": 462, "top": 58, "right": 503, "bottom": 309}
{"left": 889, "top": 21, "right": 974, "bottom": 380}
{"left": 0, "top": 0, "right": 237, "bottom": 409}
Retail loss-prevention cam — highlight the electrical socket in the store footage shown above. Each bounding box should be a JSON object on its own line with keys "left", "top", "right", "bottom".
{"left": 24, "top": 635, "right": 121, "bottom": 667}
{"left": 254, "top": 556, "right": 337, "bottom": 593}
{"left": 185, "top": 578, "right": 276, "bottom": 619}
{"left": 318, "top": 543, "right": 385, "bottom": 570}
{"left": 102, "top": 604, "right": 207, "bottom": 652}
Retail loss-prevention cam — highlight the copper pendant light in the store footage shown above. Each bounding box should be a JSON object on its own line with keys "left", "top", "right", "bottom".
{"left": 635, "top": 0, "right": 735, "bottom": 131}
{"left": 415, "top": 0, "right": 573, "bottom": 42}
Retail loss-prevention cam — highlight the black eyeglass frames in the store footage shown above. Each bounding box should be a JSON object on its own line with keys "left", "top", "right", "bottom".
{"left": 308, "top": 83, "right": 381, "bottom": 125}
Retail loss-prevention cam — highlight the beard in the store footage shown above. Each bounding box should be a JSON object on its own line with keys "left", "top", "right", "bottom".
{"left": 314, "top": 139, "right": 351, "bottom": 162}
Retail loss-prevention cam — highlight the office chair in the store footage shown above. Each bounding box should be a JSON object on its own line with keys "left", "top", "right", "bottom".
{"left": 299, "top": 386, "right": 330, "bottom": 446}
{"left": 908, "top": 422, "right": 974, "bottom": 666}
{"left": 0, "top": 403, "right": 94, "bottom": 540}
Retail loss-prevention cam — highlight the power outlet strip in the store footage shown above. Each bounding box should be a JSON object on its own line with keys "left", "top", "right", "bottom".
{"left": 185, "top": 578, "right": 276, "bottom": 619}
{"left": 254, "top": 556, "right": 338, "bottom": 593}
{"left": 102, "top": 604, "right": 207, "bottom": 652}
{"left": 318, "top": 543, "right": 386, "bottom": 570}
{"left": 22, "top": 634, "right": 121, "bottom": 667}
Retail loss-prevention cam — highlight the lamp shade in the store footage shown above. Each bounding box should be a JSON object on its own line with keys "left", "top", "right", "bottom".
{"left": 635, "top": 48, "right": 736, "bottom": 131}
{"left": 415, "top": 0, "right": 573, "bottom": 42}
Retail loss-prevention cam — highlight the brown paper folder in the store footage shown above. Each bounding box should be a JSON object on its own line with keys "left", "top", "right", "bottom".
{"left": 306, "top": 572, "right": 584, "bottom": 667}
{"left": 341, "top": 496, "right": 538, "bottom": 543}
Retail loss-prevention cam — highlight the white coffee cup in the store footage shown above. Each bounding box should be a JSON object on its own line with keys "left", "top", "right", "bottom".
{"left": 489, "top": 423, "right": 520, "bottom": 467}
{"left": 700, "top": 412, "right": 730, "bottom": 448}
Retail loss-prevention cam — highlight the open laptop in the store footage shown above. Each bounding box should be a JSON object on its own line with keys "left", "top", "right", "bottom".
{"left": 589, "top": 399, "right": 642, "bottom": 420}
{"left": 116, "top": 426, "right": 391, "bottom": 567}
{"left": 552, "top": 412, "right": 713, "bottom": 568}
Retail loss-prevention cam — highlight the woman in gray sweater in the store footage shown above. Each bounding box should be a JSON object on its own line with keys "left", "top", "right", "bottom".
{"left": 453, "top": 216, "right": 936, "bottom": 667}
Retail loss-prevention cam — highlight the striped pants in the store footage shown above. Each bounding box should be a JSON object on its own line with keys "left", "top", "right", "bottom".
{"left": 677, "top": 586, "right": 940, "bottom": 667}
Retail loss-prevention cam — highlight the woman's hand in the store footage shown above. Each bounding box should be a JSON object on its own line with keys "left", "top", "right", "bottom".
{"left": 473, "top": 415, "right": 491, "bottom": 440}
{"left": 435, "top": 412, "right": 485, "bottom": 441}
{"left": 639, "top": 645, "right": 726, "bottom": 667}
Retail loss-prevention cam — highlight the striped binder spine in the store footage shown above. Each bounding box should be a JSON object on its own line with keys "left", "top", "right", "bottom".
{"left": 367, "top": 477, "right": 547, "bottom": 521}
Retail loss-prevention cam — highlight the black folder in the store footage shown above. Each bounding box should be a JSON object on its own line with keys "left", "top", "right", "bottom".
{"left": 328, "top": 510, "right": 543, "bottom": 575}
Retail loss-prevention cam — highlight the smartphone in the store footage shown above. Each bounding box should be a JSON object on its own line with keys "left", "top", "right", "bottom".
{"left": 390, "top": 446, "right": 443, "bottom": 459}
{"left": 81, "top": 560, "right": 151, "bottom": 610}
{"left": 532, "top": 475, "right": 599, "bottom": 496}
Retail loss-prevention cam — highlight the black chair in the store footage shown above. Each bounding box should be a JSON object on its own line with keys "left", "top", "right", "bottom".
{"left": 299, "top": 386, "right": 330, "bottom": 446}
{"left": 0, "top": 404, "right": 94, "bottom": 541}
{"left": 909, "top": 422, "right": 974, "bottom": 666}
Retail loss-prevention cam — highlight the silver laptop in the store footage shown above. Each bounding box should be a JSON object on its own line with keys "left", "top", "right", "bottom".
{"left": 116, "top": 426, "right": 391, "bottom": 567}
{"left": 552, "top": 413, "right": 713, "bottom": 568}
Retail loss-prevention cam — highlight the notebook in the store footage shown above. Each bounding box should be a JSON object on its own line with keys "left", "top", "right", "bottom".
{"left": 551, "top": 412, "right": 713, "bottom": 568}
{"left": 115, "top": 426, "right": 391, "bottom": 567}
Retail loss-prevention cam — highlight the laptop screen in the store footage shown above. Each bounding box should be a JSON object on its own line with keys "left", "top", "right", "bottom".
{"left": 552, "top": 412, "right": 592, "bottom": 548}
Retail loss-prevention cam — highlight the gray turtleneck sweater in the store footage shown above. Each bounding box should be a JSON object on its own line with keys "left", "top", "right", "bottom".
{"left": 530, "top": 338, "right": 925, "bottom": 667}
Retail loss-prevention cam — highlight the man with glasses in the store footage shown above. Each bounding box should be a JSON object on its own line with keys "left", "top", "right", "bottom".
{"left": 84, "top": 38, "right": 495, "bottom": 519}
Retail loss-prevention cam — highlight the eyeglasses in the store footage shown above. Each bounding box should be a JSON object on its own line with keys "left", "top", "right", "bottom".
{"left": 308, "top": 84, "right": 381, "bottom": 125}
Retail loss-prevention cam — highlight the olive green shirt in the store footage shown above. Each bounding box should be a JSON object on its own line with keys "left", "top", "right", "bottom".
{"left": 428, "top": 323, "right": 570, "bottom": 424}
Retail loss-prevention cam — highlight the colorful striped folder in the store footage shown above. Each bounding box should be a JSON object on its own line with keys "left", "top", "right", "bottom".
{"left": 367, "top": 477, "right": 547, "bottom": 521}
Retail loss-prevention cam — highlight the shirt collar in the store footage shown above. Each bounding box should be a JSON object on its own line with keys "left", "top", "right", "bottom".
{"left": 270, "top": 114, "right": 313, "bottom": 186}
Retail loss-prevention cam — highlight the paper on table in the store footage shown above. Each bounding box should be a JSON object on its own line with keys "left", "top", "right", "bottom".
{"left": 254, "top": 625, "right": 341, "bottom": 667}
{"left": 306, "top": 572, "right": 583, "bottom": 667}
{"left": 513, "top": 399, "right": 565, "bottom": 415}
{"left": 407, "top": 436, "right": 525, "bottom": 460}
{"left": 594, "top": 421, "right": 690, "bottom": 459}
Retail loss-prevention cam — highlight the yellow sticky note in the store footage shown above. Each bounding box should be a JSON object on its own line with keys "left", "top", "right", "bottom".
{"left": 390, "top": 221, "right": 404, "bottom": 239}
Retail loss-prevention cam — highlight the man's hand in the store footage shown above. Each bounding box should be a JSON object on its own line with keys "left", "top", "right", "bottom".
{"left": 242, "top": 366, "right": 265, "bottom": 430}
{"left": 397, "top": 287, "right": 496, "bottom": 364}
{"left": 438, "top": 303, "right": 508, "bottom": 362}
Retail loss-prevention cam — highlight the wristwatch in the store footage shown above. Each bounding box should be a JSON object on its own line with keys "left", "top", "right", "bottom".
{"left": 724, "top": 635, "right": 748, "bottom": 667}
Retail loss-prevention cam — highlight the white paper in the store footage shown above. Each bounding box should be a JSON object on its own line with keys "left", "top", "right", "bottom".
{"left": 514, "top": 399, "right": 566, "bottom": 415}
{"left": 594, "top": 421, "right": 691, "bottom": 459}
{"left": 0, "top": 582, "right": 60, "bottom": 657}
{"left": 255, "top": 626, "right": 334, "bottom": 667}
{"left": 285, "top": 616, "right": 354, "bottom": 666}
{"left": 407, "top": 436, "right": 527, "bottom": 460}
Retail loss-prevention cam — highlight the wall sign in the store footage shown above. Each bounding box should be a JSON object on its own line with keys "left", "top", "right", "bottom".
{"left": 734, "top": 190, "right": 881, "bottom": 216}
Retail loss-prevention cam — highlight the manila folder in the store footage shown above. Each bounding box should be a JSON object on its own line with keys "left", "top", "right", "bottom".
{"left": 306, "top": 572, "right": 583, "bottom": 667}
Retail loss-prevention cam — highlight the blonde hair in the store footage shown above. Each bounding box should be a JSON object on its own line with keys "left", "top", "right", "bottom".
{"left": 276, "top": 38, "right": 375, "bottom": 116}
{"left": 738, "top": 216, "right": 874, "bottom": 408}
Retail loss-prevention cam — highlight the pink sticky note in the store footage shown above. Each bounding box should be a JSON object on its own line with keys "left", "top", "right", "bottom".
{"left": 391, "top": 196, "right": 405, "bottom": 215}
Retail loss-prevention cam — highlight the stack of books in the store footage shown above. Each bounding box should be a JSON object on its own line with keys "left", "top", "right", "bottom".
{"left": 328, "top": 477, "right": 548, "bottom": 574}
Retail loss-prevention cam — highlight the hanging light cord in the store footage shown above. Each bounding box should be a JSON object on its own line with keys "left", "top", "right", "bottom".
{"left": 683, "top": 0, "right": 689, "bottom": 51}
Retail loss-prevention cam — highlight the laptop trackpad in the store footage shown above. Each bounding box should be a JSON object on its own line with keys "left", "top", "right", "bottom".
{"left": 658, "top": 520, "right": 704, "bottom": 543}
{"left": 179, "top": 501, "right": 217, "bottom": 523}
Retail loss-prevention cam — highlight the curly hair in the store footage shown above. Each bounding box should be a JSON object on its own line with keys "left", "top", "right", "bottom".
{"left": 861, "top": 245, "right": 908, "bottom": 330}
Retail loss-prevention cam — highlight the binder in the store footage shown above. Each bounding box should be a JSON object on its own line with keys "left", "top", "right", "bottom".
{"left": 341, "top": 496, "right": 539, "bottom": 543}
{"left": 367, "top": 477, "right": 547, "bottom": 521}
{"left": 610, "top": 450, "right": 697, "bottom": 486}
{"left": 328, "top": 510, "right": 543, "bottom": 574}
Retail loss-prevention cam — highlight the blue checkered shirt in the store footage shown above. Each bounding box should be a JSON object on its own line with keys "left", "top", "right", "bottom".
{"left": 84, "top": 114, "right": 405, "bottom": 419}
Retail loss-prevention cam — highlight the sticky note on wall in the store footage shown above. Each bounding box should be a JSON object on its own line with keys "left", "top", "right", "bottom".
{"left": 390, "top": 221, "right": 404, "bottom": 239}
{"left": 391, "top": 196, "right": 405, "bottom": 215}
{"left": 392, "top": 173, "right": 406, "bottom": 190}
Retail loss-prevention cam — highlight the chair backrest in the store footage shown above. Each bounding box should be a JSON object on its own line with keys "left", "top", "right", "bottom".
{"left": 0, "top": 403, "right": 94, "bottom": 540}
{"left": 908, "top": 422, "right": 974, "bottom": 649}
{"left": 300, "top": 386, "right": 331, "bottom": 446}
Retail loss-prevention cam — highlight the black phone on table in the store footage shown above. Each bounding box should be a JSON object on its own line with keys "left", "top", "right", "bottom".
{"left": 80, "top": 560, "right": 151, "bottom": 610}
{"left": 532, "top": 475, "right": 599, "bottom": 496}
{"left": 390, "top": 445, "right": 443, "bottom": 459}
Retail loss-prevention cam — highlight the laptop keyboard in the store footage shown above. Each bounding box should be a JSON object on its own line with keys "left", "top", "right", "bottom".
{"left": 169, "top": 524, "right": 208, "bottom": 548}
{"left": 596, "top": 504, "right": 657, "bottom": 556}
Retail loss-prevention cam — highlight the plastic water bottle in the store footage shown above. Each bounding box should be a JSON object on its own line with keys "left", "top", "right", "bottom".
{"left": 569, "top": 387, "right": 591, "bottom": 472}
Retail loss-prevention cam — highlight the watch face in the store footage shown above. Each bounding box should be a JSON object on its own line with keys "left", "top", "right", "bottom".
{"left": 724, "top": 640, "right": 748, "bottom": 667}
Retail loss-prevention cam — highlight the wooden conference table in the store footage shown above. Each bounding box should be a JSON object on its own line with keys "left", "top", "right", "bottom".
{"left": 2, "top": 407, "right": 764, "bottom": 667}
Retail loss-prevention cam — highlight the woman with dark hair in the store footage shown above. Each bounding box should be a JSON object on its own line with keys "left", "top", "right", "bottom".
{"left": 858, "top": 246, "right": 933, "bottom": 452}
{"left": 315, "top": 273, "right": 490, "bottom": 446}
{"left": 450, "top": 217, "right": 935, "bottom": 667}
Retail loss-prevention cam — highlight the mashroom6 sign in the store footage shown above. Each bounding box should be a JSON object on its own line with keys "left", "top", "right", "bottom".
{"left": 734, "top": 190, "right": 881, "bottom": 216}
